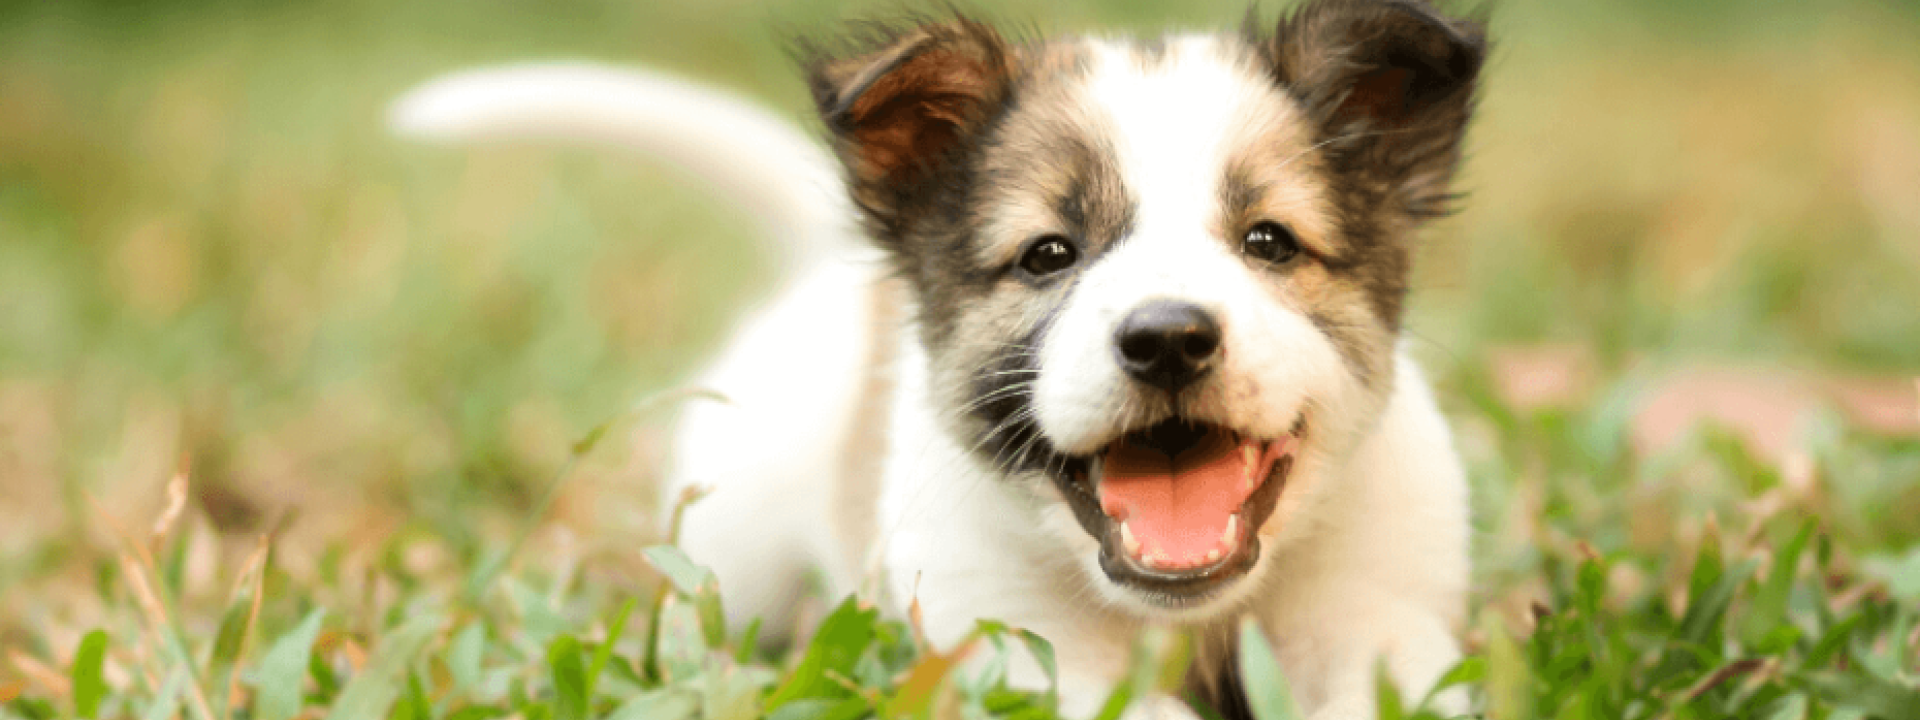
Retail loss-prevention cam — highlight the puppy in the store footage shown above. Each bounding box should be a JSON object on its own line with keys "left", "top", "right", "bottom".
{"left": 394, "top": 1, "right": 1484, "bottom": 717}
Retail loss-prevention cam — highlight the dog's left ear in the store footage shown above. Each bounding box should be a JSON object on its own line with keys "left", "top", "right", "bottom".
{"left": 803, "top": 18, "right": 1014, "bottom": 231}
{"left": 1257, "top": 0, "right": 1485, "bottom": 217}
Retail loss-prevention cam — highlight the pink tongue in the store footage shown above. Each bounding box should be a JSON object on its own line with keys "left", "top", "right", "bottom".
{"left": 1099, "top": 427, "right": 1260, "bottom": 568}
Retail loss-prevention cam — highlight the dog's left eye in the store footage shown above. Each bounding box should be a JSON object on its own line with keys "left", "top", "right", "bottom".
{"left": 1018, "top": 235, "right": 1080, "bottom": 278}
{"left": 1242, "top": 222, "right": 1301, "bottom": 265}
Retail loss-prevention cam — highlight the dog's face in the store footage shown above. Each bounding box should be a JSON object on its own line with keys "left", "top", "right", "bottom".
{"left": 808, "top": 0, "right": 1482, "bottom": 616}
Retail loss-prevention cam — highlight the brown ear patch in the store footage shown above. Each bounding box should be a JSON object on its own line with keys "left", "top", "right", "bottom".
{"left": 1338, "top": 65, "right": 1414, "bottom": 124}
{"left": 840, "top": 40, "right": 1003, "bottom": 185}
{"left": 806, "top": 20, "right": 1014, "bottom": 212}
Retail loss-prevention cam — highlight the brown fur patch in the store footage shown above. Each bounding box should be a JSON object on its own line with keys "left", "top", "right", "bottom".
{"left": 805, "top": 19, "right": 1015, "bottom": 235}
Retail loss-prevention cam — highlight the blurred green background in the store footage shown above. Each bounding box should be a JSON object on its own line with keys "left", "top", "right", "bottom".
{"left": 2, "top": 0, "right": 1918, "bottom": 651}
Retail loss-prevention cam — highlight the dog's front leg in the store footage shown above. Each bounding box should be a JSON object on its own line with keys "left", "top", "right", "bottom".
{"left": 883, "top": 496, "right": 1199, "bottom": 719}
{"left": 1257, "top": 585, "right": 1466, "bottom": 720}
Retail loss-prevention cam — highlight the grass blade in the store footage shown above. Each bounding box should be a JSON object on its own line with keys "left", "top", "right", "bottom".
{"left": 587, "top": 598, "right": 638, "bottom": 701}
{"left": 321, "top": 612, "right": 442, "bottom": 720}
{"left": 70, "top": 630, "right": 109, "bottom": 719}
{"left": 1236, "top": 618, "right": 1303, "bottom": 720}
{"left": 141, "top": 668, "right": 189, "bottom": 720}
{"left": 253, "top": 609, "right": 326, "bottom": 720}
{"left": 763, "top": 597, "right": 878, "bottom": 711}
{"left": 548, "top": 635, "right": 589, "bottom": 720}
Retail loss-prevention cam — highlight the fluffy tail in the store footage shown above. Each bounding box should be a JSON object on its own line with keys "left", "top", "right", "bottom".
{"left": 390, "top": 64, "right": 852, "bottom": 266}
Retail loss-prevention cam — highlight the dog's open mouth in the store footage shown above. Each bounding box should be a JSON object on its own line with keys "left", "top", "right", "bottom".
{"left": 1060, "top": 417, "right": 1304, "bottom": 604}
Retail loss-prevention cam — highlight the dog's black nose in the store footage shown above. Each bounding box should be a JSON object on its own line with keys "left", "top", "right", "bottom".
{"left": 1114, "top": 300, "right": 1221, "bottom": 392}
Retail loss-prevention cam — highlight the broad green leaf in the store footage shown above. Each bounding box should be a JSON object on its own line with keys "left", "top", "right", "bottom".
{"left": 1375, "top": 664, "right": 1405, "bottom": 720}
{"left": 1684, "top": 529, "right": 1726, "bottom": 628}
{"left": 1237, "top": 617, "right": 1303, "bottom": 720}
{"left": 1863, "top": 545, "right": 1920, "bottom": 605}
{"left": 547, "top": 635, "right": 588, "bottom": 720}
{"left": 447, "top": 622, "right": 487, "bottom": 694}
{"left": 12, "top": 696, "right": 59, "bottom": 720}
{"left": 210, "top": 601, "right": 252, "bottom": 668}
{"left": 693, "top": 585, "right": 727, "bottom": 650}
{"left": 764, "top": 697, "right": 867, "bottom": 720}
{"left": 1759, "top": 693, "right": 1807, "bottom": 720}
{"left": 141, "top": 667, "right": 188, "bottom": 720}
{"left": 1807, "top": 613, "right": 1867, "bottom": 667}
{"left": 254, "top": 608, "right": 326, "bottom": 720}
{"left": 735, "top": 617, "right": 763, "bottom": 665}
{"left": 1743, "top": 522, "right": 1815, "bottom": 648}
{"left": 700, "top": 665, "right": 767, "bottom": 720}
{"left": 641, "top": 545, "right": 712, "bottom": 597}
{"left": 394, "top": 670, "right": 431, "bottom": 720}
{"left": 1421, "top": 656, "right": 1484, "bottom": 706}
{"left": 310, "top": 646, "right": 341, "bottom": 700}
{"left": 1087, "top": 678, "right": 1135, "bottom": 720}
{"left": 1483, "top": 615, "right": 1530, "bottom": 720}
{"left": 763, "top": 597, "right": 879, "bottom": 711}
{"left": 1799, "top": 670, "right": 1920, "bottom": 720}
{"left": 322, "top": 612, "right": 443, "bottom": 720}
{"left": 1013, "top": 628, "right": 1058, "bottom": 705}
{"left": 606, "top": 689, "right": 699, "bottom": 720}
{"left": 70, "top": 630, "right": 109, "bottom": 719}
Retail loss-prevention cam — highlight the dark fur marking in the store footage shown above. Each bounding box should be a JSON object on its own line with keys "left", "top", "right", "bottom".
{"left": 1186, "top": 634, "right": 1256, "bottom": 720}
{"left": 1244, "top": 0, "right": 1486, "bottom": 330}
{"left": 1306, "top": 306, "right": 1383, "bottom": 386}
{"left": 966, "top": 321, "right": 1062, "bottom": 476}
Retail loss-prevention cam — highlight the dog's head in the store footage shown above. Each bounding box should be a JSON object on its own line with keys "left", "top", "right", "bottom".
{"left": 805, "top": 0, "right": 1483, "bottom": 616}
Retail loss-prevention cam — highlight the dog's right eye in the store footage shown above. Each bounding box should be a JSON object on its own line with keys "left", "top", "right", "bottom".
{"left": 1018, "top": 235, "right": 1080, "bottom": 278}
{"left": 1242, "top": 221, "right": 1301, "bottom": 265}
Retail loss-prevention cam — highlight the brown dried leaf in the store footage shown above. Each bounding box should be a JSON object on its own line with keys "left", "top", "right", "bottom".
{"left": 152, "top": 456, "right": 192, "bottom": 543}
{"left": 6, "top": 650, "right": 69, "bottom": 697}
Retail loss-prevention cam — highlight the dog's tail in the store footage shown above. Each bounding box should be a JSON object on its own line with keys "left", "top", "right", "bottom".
{"left": 390, "top": 64, "right": 852, "bottom": 266}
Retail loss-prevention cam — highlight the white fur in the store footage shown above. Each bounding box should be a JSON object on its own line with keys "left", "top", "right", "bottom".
{"left": 1034, "top": 39, "right": 1349, "bottom": 459}
{"left": 395, "top": 49, "right": 1469, "bottom": 720}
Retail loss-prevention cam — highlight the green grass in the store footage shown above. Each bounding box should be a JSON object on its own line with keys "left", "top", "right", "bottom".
{"left": 2, "top": 0, "right": 1919, "bottom": 718}
{"left": 4, "top": 404, "right": 1917, "bottom": 719}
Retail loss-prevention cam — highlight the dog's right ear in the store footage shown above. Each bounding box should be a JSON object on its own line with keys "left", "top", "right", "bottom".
{"left": 803, "top": 19, "right": 1013, "bottom": 225}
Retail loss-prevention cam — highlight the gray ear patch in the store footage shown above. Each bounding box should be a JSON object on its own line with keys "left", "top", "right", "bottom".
{"left": 1254, "top": 0, "right": 1486, "bottom": 219}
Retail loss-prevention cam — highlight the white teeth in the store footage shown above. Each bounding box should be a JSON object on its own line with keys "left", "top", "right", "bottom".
{"left": 1204, "top": 549, "right": 1222, "bottom": 564}
{"left": 1222, "top": 514, "right": 1239, "bottom": 545}
{"left": 1242, "top": 444, "right": 1259, "bottom": 490}
{"left": 1121, "top": 521, "right": 1141, "bottom": 557}
{"left": 1145, "top": 548, "right": 1168, "bottom": 568}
